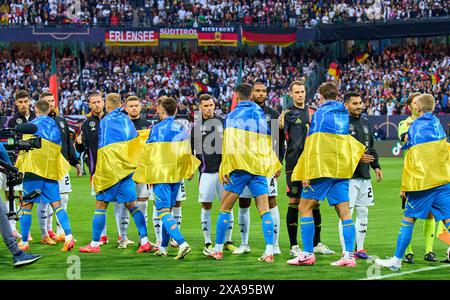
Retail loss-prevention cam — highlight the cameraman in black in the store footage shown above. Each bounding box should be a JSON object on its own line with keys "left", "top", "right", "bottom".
{"left": 3, "top": 90, "right": 36, "bottom": 241}
{"left": 0, "top": 142, "right": 41, "bottom": 267}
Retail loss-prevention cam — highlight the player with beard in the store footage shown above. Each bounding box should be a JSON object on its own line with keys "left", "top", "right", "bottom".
{"left": 233, "top": 82, "right": 284, "bottom": 255}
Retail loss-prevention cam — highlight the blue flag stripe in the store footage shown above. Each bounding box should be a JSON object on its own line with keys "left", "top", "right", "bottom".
{"left": 99, "top": 109, "right": 138, "bottom": 148}
{"left": 308, "top": 101, "right": 349, "bottom": 136}
{"left": 147, "top": 116, "right": 190, "bottom": 143}
{"left": 224, "top": 101, "right": 271, "bottom": 135}
{"left": 403, "top": 113, "right": 446, "bottom": 150}
{"left": 31, "top": 116, "right": 62, "bottom": 145}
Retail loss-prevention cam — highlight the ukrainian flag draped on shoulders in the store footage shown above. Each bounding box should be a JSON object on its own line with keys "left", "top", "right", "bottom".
{"left": 401, "top": 112, "right": 450, "bottom": 192}
{"left": 16, "top": 116, "right": 70, "bottom": 180}
{"left": 292, "top": 100, "right": 365, "bottom": 181}
{"left": 219, "top": 101, "right": 282, "bottom": 182}
{"left": 133, "top": 116, "right": 200, "bottom": 184}
{"left": 93, "top": 108, "right": 141, "bottom": 192}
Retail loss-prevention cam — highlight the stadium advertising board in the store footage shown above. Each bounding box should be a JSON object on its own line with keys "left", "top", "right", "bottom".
{"left": 197, "top": 27, "right": 238, "bottom": 47}
{"left": 159, "top": 28, "right": 198, "bottom": 40}
{"left": 105, "top": 30, "right": 159, "bottom": 46}
{"left": 0, "top": 27, "right": 104, "bottom": 42}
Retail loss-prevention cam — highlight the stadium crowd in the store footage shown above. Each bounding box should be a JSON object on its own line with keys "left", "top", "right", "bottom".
{"left": 0, "top": 45, "right": 324, "bottom": 116}
{"left": 0, "top": 0, "right": 448, "bottom": 28}
{"left": 325, "top": 43, "right": 450, "bottom": 116}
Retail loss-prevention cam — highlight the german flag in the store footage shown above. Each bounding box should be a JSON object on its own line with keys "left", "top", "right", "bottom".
{"left": 355, "top": 53, "right": 369, "bottom": 63}
{"left": 198, "top": 27, "right": 238, "bottom": 47}
{"left": 242, "top": 27, "right": 296, "bottom": 47}
{"left": 431, "top": 73, "right": 441, "bottom": 85}
{"left": 328, "top": 62, "right": 340, "bottom": 78}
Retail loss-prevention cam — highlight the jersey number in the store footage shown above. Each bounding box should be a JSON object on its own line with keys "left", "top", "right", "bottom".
{"left": 65, "top": 177, "right": 70, "bottom": 186}
{"left": 270, "top": 178, "right": 275, "bottom": 187}
{"left": 367, "top": 187, "right": 373, "bottom": 198}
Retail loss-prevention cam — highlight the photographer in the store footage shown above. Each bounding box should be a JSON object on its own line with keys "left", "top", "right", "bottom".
{"left": 0, "top": 142, "right": 41, "bottom": 267}
{"left": 3, "top": 90, "right": 36, "bottom": 240}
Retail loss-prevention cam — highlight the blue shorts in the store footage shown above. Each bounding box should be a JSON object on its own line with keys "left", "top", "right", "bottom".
{"left": 224, "top": 170, "right": 268, "bottom": 198}
{"left": 153, "top": 182, "right": 182, "bottom": 210}
{"left": 405, "top": 184, "right": 450, "bottom": 221}
{"left": 96, "top": 174, "right": 137, "bottom": 203}
{"left": 23, "top": 174, "right": 60, "bottom": 204}
{"left": 302, "top": 178, "right": 349, "bottom": 206}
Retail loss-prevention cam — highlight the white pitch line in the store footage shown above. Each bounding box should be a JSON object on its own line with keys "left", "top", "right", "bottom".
{"left": 360, "top": 264, "right": 450, "bottom": 280}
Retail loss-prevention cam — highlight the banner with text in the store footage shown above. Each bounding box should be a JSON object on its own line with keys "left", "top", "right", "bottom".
{"left": 197, "top": 27, "right": 238, "bottom": 47}
{"left": 159, "top": 28, "right": 198, "bottom": 40}
{"left": 105, "top": 30, "right": 159, "bottom": 46}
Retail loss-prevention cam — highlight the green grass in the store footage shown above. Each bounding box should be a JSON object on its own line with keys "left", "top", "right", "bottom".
{"left": 1, "top": 157, "right": 449, "bottom": 280}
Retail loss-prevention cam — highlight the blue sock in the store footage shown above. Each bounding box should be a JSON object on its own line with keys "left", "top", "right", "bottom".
{"left": 342, "top": 219, "right": 356, "bottom": 253}
{"left": 300, "top": 216, "right": 315, "bottom": 254}
{"left": 159, "top": 212, "right": 185, "bottom": 245}
{"left": 54, "top": 205, "right": 72, "bottom": 236}
{"left": 129, "top": 207, "right": 148, "bottom": 238}
{"left": 20, "top": 209, "right": 32, "bottom": 243}
{"left": 445, "top": 222, "right": 450, "bottom": 232}
{"left": 216, "top": 211, "right": 230, "bottom": 245}
{"left": 260, "top": 211, "right": 274, "bottom": 246}
{"left": 394, "top": 220, "right": 415, "bottom": 259}
{"left": 161, "top": 224, "right": 170, "bottom": 248}
{"left": 92, "top": 209, "right": 106, "bottom": 242}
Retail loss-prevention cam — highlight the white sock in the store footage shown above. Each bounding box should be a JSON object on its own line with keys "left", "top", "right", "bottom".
{"left": 91, "top": 241, "right": 100, "bottom": 247}
{"left": 160, "top": 246, "right": 167, "bottom": 253}
{"left": 119, "top": 204, "right": 130, "bottom": 240}
{"left": 46, "top": 203, "right": 53, "bottom": 232}
{"left": 339, "top": 207, "right": 354, "bottom": 254}
{"left": 215, "top": 243, "right": 224, "bottom": 253}
{"left": 140, "top": 236, "right": 149, "bottom": 245}
{"left": 56, "top": 193, "right": 69, "bottom": 235}
{"left": 201, "top": 208, "right": 212, "bottom": 245}
{"left": 37, "top": 201, "right": 48, "bottom": 237}
{"left": 113, "top": 202, "right": 121, "bottom": 238}
{"left": 265, "top": 244, "right": 274, "bottom": 256}
{"left": 392, "top": 256, "right": 402, "bottom": 266}
{"left": 344, "top": 251, "right": 354, "bottom": 260}
{"left": 172, "top": 206, "right": 182, "bottom": 227}
{"left": 270, "top": 206, "right": 280, "bottom": 247}
{"left": 65, "top": 234, "right": 73, "bottom": 241}
{"left": 225, "top": 209, "right": 234, "bottom": 243}
{"left": 355, "top": 206, "right": 368, "bottom": 251}
{"left": 238, "top": 207, "right": 250, "bottom": 246}
{"left": 179, "top": 242, "right": 188, "bottom": 248}
{"left": 153, "top": 205, "right": 162, "bottom": 243}
{"left": 137, "top": 200, "right": 148, "bottom": 225}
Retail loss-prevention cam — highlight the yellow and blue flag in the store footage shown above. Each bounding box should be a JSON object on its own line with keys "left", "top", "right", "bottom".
{"left": 401, "top": 112, "right": 450, "bottom": 192}
{"left": 93, "top": 108, "right": 141, "bottom": 192}
{"left": 292, "top": 101, "right": 365, "bottom": 181}
{"left": 133, "top": 116, "right": 200, "bottom": 184}
{"left": 16, "top": 116, "right": 70, "bottom": 180}
{"left": 218, "top": 101, "right": 282, "bottom": 182}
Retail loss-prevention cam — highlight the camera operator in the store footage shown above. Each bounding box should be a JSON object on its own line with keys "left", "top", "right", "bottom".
{"left": 0, "top": 142, "right": 41, "bottom": 267}
{"left": 2, "top": 90, "right": 35, "bottom": 241}
{"left": 36, "top": 92, "right": 82, "bottom": 245}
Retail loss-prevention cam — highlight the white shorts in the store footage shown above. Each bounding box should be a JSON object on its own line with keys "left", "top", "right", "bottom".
{"left": 136, "top": 183, "right": 151, "bottom": 199}
{"left": 176, "top": 180, "right": 187, "bottom": 201}
{"left": 58, "top": 174, "right": 72, "bottom": 194}
{"left": 147, "top": 180, "right": 187, "bottom": 202}
{"left": 349, "top": 178, "right": 374, "bottom": 208}
{"left": 241, "top": 176, "right": 278, "bottom": 198}
{"left": 198, "top": 172, "right": 223, "bottom": 203}
{"left": 0, "top": 173, "right": 7, "bottom": 191}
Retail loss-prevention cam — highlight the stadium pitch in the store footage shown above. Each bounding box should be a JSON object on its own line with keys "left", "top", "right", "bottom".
{"left": 0, "top": 157, "right": 449, "bottom": 280}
